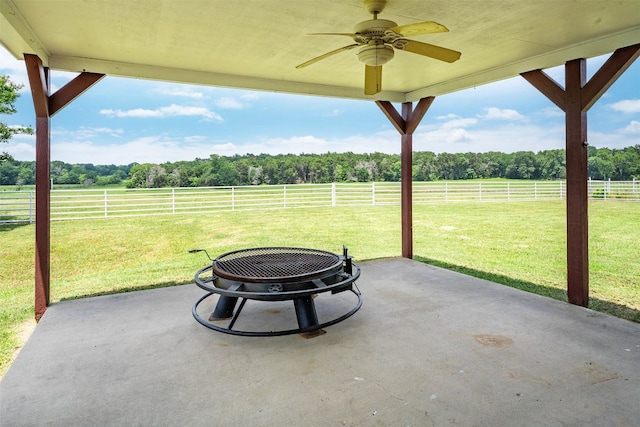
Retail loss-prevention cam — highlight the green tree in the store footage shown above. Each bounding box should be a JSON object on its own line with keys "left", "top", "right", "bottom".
{"left": 0, "top": 161, "right": 18, "bottom": 185}
{"left": 412, "top": 151, "right": 436, "bottom": 181}
{"left": 127, "top": 163, "right": 153, "bottom": 188}
{"left": 538, "top": 149, "right": 566, "bottom": 180}
{"left": 1, "top": 75, "right": 34, "bottom": 162}
{"left": 506, "top": 151, "right": 540, "bottom": 179}
{"left": 208, "top": 155, "right": 239, "bottom": 186}
{"left": 588, "top": 149, "right": 614, "bottom": 180}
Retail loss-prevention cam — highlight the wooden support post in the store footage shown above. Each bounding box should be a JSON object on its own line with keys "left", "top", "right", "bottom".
{"left": 376, "top": 97, "right": 435, "bottom": 259}
{"left": 24, "top": 54, "right": 105, "bottom": 321}
{"left": 521, "top": 43, "right": 640, "bottom": 307}
{"left": 401, "top": 103, "right": 413, "bottom": 259}
{"left": 565, "top": 59, "right": 589, "bottom": 306}
{"left": 25, "top": 55, "right": 51, "bottom": 321}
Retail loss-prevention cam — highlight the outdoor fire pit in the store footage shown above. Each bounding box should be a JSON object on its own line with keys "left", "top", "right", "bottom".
{"left": 191, "top": 246, "right": 362, "bottom": 337}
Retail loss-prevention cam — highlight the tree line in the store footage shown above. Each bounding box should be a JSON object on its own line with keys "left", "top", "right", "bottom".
{"left": 1, "top": 145, "right": 639, "bottom": 188}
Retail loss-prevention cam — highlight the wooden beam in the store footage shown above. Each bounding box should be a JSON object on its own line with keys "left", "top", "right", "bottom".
{"left": 375, "top": 101, "right": 405, "bottom": 135}
{"left": 406, "top": 97, "right": 435, "bottom": 135}
{"left": 49, "top": 72, "right": 105, "bottom": 117}
{"left": 25, "top": 54, "right": 51, "bottom": 321}
{"left": 25, "top": 55, "right": 49, "bottom": 118}
{"left": 23, "top": 54, "right": 105, "bottom": 321}
{"left": 582, "top": 43, "right": 640, "bottom": 111}
{"left": 376, "top": 97, "right": 435, "bottom": 259}
{"left": 520, "top": 70, "right": 566, "bottom": 111}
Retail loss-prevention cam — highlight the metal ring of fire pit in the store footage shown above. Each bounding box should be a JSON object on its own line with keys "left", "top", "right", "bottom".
{"left": 192, "top": 247, "right": 362, "bottom": 337}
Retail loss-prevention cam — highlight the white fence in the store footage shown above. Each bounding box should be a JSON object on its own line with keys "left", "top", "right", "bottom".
{"left": 1, "top": 180, "right": 638, "bottom": 224}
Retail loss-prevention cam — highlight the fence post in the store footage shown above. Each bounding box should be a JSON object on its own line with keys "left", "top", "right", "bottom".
{"left": 507, "top": 182, "right": 510, "bottom": 201}
{"left": 231, "top": 187, "right": 235, "bottom": 211}
{"left": 479, "top": 182, "right": 482, "bottom": 201}
{"left": 283, "top": 185, "right": 287, "bottom": 208}
{"left": 372, "top": 182, "right": 376, "bottom": 206}
{"left": 104, "top": 190, "right": 108, "bottom": 218}
{"left": 30, "top": 191, "right": 34, "bottom": 223}
{"left": 331, "top": 182, "right": 336, "bottom": 207}
{"left": 172, "top": 188, "right": 175, "bottom": 214}
{"left": 445, "top": 181, "right": 448, "bottom": 202}
{"left": 534, "top": 182, "right": 537, "bottom": 199}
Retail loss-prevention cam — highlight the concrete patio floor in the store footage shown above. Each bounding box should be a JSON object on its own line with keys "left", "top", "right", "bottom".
{"left": 2, "top": 258, "right": 639, "bottom": 426}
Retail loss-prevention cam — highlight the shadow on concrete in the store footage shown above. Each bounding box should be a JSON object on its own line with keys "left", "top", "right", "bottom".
{"left": 414, "top": 255, "right": 640, "bottom": 323}
{"left": 58, "top": 280, "right": 193, "bottom": 301}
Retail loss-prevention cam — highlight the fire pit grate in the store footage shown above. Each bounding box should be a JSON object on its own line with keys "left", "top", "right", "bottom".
{"left": 213, "top": 247, "right": 342, "bottom": 283}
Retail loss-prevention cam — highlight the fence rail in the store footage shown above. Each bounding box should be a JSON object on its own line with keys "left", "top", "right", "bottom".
{"left": 1, "top": 180, "right": 638, "bottom": 224}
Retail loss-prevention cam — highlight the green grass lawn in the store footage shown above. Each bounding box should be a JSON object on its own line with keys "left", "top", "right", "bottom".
{"left": 1, "top": 200, "right": 638, "bottom": 377}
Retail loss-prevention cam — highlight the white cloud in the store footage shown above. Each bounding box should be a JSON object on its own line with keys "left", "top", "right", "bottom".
{"left": 3, "top": 132, "right": 36, "bottom": 160}
{"left": 441, "top": 117, "right": 478, "bottom": 129}
{"left": 324, "top": 109, "right": 343, "bottom": 117}
{"left": 479, "top": 107, "right": 525, "bottom": 120}
{"left": 622, "top": 120, "right": 640, "bottom": 134}
{"left": 436, "top": 113, "right": 461, "bottom": 120}
{"left": 152, "top": 86, "right": 205, "bottom": 99}
{"left": 214, "top": 97, "right": 245, "bottom": 109}
{"left": 589, "top": 129, "right": 640, "bottom": 149}
{"left": 411, "top": 122, "right": 566, "bottom": 154}
{"left": 99, "top": 104, "right": 223, "bottom": 121}
{"left": 51, "top": 127, "right": 124, "bottom": 142}
{"left": 538, "top": 107, "right": 565, "bottom": 118}
{"left": 421, "top": 127, "right": 474, "bottom": 146}
{"left": 609, "top": 99, "right": 640, "bottom": 114}
{"left": 74, "top": 127, "right": 124, "bottom": 139}
{"left": 0, "top": 48, "right": 29, "bottom": 90}
{"left": 3, "top": 141, "right": 35, "bottom": 160}
{"left": 50, "top": 136, "right": 220, "bottom": 164}
{"left": 183, "top": 135, "right": 208, "bottom": 143}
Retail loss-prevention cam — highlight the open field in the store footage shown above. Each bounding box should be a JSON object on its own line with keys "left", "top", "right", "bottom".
{"left": 1, "top": 200, "right": 639, "bottom": 377}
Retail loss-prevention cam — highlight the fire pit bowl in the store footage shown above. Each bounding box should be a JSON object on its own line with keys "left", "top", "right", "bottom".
{"left": 192, "top": 246, "right": 362, "bottom": 337}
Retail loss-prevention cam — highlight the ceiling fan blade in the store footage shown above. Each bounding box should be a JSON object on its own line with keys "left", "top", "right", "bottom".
{"left": 397, "top": 39, "right": 461, "bottom": 63}
{"left": 390, "top": 21, "right": 449, "bottom": 37}
{"left": 295, "top": 44, "right": 359, "bottom": 69}
{"left": 364, "top": 65, "right": 382, "bottom": 95}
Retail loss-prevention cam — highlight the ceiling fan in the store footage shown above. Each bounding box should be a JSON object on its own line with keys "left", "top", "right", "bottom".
{"left": 295, "top": 0, "right": 461, "bottom": 96}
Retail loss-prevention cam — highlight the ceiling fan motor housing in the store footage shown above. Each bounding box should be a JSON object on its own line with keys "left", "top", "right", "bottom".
{"left": 353, "top": 18, "right": 397, "bottom": 37}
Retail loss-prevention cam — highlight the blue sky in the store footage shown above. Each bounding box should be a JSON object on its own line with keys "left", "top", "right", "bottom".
{"left": 1, "top": 44, "right": 639, "bottom": 165}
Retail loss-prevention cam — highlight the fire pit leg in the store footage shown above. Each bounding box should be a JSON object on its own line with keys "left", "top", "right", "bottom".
{"left": 293, "top": 296, "right": 319, "bottom": 329}
{"left": 210, "top": 296, "right": 238, "bottom": 320}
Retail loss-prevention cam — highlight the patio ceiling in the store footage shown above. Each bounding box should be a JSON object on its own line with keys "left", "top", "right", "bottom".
{"left": 2, "top": 0, "right": 639, "bottom": 102}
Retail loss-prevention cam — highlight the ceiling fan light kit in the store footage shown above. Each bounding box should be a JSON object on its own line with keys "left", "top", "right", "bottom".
{"left": 296, "top": 0, "right": 461, "bottom": 96}
{"left": 358, "top": 43, "right": 395, "bottom": 66}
